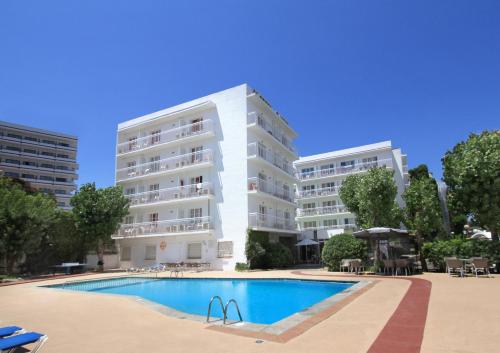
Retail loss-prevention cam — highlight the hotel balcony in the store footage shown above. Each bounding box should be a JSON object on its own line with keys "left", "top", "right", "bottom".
{"left": 300, "top": 223, "right": 357, "bottom": 231}
{"left": 295, "top": 185, "right": 340, "bottom": 199}
{"left": 247, "top": 112, "right": 297, "bottom": 157}
{"left": 247, "top": 142, "right": 295, "bottom": 178}
{"left": 248, "top": 213, "right": 298, "bottom": 233}
{"left": 247, "top": 177, "right": 294, "bottom": 205}
{"left": 296, "top": 205, "right": 349, "bottom": 217}
{"left": 116, "top": 119, "right": 214, "bottom": 156}
{"left": 113, "top": 216, "right": 213, "bottom": 239}
{"left": 296, "top": 158, "right": 393, "bottom": 181}
{"left": 0, "top": 134, "right": 77, "bottom": 151}
{"left": 116, "top": 149, "right": 213, "bottom": 182}
{"left": 127, "top": 182, "right": 213, "bottom": 208}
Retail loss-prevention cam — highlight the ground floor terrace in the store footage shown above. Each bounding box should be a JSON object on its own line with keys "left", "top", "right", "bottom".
{"left": 1, "top": 269, "right": 499, "bottom": 353}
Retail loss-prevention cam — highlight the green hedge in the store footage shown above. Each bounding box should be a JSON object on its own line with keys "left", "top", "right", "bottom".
{"left": 422, "top": 237, "right": 500, "bottom": 271}
{"left": 321, "top": 234, "right": 367, "bottom": 271}
{"left": 245, "top": 229, "right": 294, "bottom": 269}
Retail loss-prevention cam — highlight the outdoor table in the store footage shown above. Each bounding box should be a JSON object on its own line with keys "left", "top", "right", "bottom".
{"left": 459, "top": 258, "right": 472, "bottom": 274}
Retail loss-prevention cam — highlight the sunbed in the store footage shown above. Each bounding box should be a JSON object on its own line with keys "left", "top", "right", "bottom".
{"left": 0, "top": 332, "right": 47, "bottom": 353}
{"left": 0, "top": 326, "right": 23, "bottom": 339}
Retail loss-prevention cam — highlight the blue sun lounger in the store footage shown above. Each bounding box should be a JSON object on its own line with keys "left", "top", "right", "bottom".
{"left": 0, "top": 326, "right": 23, "bottom": 338}
{"left": 0, "top": 332, "right": 47, "bottom": 353}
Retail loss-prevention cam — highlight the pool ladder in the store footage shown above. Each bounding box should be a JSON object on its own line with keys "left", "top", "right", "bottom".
{"left": 206, "top": 296, "right": 243, "bottom": 324}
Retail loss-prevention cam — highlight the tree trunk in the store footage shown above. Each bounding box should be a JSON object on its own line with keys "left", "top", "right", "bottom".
{"left": 416, "top": 233, "right": 427, "bottom": 272}
{"left": 96, "top": 239, "right": 104, "bottom": 272}
{"left": 491, "top": 228, "right": 498, "bottom": 242}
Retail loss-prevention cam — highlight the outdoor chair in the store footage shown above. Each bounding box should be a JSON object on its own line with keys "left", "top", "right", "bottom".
{"left": 349, "top": 260, "right": 362, "bottom": 275}
{"left": 471, "top": 258, "right": 490, "bottom": 278}
{"left": 383, "top": 259, "right": 395, "bottom": 275}
{"left": 425, "top": 259, "right": 437, "bottom": 272}
{"left": 0, "top": 326, "right": 24, "bottom": 339}
{"left": 0, "top": 332, "right": 47, "bottom": 353}
{"left": 395, "top": 259, "right": 410, "bottom": 276}
{"left": 445, "top": 258, "right": 464, "bottom": 277}
{"left": 340, "top": 259, "right": 351, "bottom": 272}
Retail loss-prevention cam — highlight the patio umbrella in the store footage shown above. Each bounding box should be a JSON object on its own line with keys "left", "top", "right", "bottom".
{"left": 353, "top": 228, "right": 410, "bottom": 264}
{"left": 295, "top": 239, "right": 320, "bottom": 263}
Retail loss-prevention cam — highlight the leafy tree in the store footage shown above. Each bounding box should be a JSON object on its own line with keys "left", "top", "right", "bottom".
{"left": 70, "top": 183, "right": 129, "bottom": 266}
{"left": 442, "top": 131, "right": 500, "bottom": 241}
{"left": 409, "top": 164, "right": 431, "bottom": 181}
{"left": 339, "top": 167, "right": 402, "bottom": 228}
{"left": 321, "top": 233, "right": 367, "bottom": 271}
{"left": 264, "top": 243, "right": 293, "bottom": 268}
{"left": 0, "top": 177, "right": 57, "bottom": 274}
{"left": 245, "top": 229, "right": 266, "bottom": 269}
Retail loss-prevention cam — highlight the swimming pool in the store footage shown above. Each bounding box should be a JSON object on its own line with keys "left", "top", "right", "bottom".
{"left": 47, "top": 277, "right": 354, "bottom": 324}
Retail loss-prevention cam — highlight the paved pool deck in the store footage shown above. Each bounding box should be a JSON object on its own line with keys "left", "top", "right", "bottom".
{"left": 0, "top": 269, "right": 499, "bottom": 353}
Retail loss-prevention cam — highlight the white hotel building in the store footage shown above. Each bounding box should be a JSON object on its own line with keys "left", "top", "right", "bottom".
{"left": 113, "top": 84, "right": 299, "bottom": 270}
{"left": 294, "top": 141, "right": 409, "bottom": 241}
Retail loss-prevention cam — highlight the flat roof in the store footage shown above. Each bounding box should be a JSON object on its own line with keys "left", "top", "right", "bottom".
{"left": 295, "top": 141, "right": 393, "bottom": 165}
{"left": 0, "top": 120, "right": 77, "bottom": 140}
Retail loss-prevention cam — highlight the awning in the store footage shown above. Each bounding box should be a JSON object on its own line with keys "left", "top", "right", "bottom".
{"left": 295, "top": 239, "right": 319, "bottom": 246}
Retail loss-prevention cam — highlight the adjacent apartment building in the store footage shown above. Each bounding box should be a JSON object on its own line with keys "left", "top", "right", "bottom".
{"left": 0, "top": 120, "right": 78, "bottom": 209}
{"left": 294, "top": 141, "right": 409, "bottom": 240}
{"left": 113, "top": 84, "right": 299, "bottom": 270}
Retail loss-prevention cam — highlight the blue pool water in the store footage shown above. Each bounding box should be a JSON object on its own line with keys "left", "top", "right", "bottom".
{"left": 48, "top": 278, "right": 353, "bottom": 324}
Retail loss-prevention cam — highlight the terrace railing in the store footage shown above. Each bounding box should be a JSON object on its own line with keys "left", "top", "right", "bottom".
{"left": 296, "top": 205, "right": 349, "bottom": 217}
{"left": 116, "top": 149, "right": 213, "bottom": 182}
{"left": 117, "top": 119, "right": 214, "bottom": 155}
{"left": 247, "top": 177, "right": 293, "bottom": 203}
{"left": 127, "top": 182, "right": 213, "bottom": 206}
{"left": 248, "top": 212, "right": 296, "bottom": 231}
{"left": 115, "top": 216, "right": 213, "bottom": 238}
{"left": 247, "top": 112, "right": 297, "bottom": 155}
{"left": 296, "top": 185, "right": 340, "bottom": 199}
{"left": 296, "top": 158, "right": 393, "bottom": 180}
{"left": 247, "top": 142, "right": 294, "bottom": 176}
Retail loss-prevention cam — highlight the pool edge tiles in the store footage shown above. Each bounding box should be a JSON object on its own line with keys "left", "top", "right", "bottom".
{"left": 40, "top": 277, "right": 375, "bottom": 341}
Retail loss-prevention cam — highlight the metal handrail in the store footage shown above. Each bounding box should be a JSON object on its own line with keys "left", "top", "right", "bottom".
{"left": 223, "top": 299, "right": 243, "bottom": 324}
{"left": 206, "top": 296, "right": 225, "bottom": 322}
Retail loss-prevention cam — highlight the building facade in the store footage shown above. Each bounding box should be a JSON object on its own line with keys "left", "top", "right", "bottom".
{"left": 294, "top": 141, "right": 408, "bottom": 240}
{"left": 113, "top": 84, "right": 299, "bottom": 270}
{"left": 0, "top": 120, "right": 78, "bottom": 209}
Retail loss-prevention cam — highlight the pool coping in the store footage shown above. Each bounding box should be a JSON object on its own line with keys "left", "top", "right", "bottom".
{"left": 39, "top": 276, "right": 377, "bottom": 343}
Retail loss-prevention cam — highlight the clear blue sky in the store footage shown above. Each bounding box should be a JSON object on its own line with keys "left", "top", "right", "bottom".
{"left": 1, "top": 0, "right": 498, "bottom": 188}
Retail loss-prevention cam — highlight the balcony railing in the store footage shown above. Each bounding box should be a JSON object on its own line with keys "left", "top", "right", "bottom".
{"left": 115, "top": 216, "right": 213, "bottom": 238}
{"left": 127, "top": 182, "right": 213, "bottom": 206}
{"left": 296, "top": 158, "right": 393, "bottom": 180}
{"left": 116, "top": 149, "right": 213, "bottom": 182}
{"left": 297, "top": 205, "right": 349, "bottom": 217}
{"left": 300, "top": 223, "right": 357, "bottom": 231}
{"left": 247, "top": 142, "right": 294, "bottom": 176}
{"left": 116, "top": 120, "right": 214, "bottom": 155}
{"left": 247, "top": 112, "right": 296, "bottom": 154}
{"left": 247, "top": 177, "right": 293, "bottom": 203}
{"left": 248, "top": 213, "right": 296, "bottom": 231}
{"left": 296, "top": 186, "right": 340, "bottom": 199}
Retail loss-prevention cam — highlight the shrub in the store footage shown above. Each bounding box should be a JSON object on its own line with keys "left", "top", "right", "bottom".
{"left": 422, "top": 237, "right": 500, "bottom": 271}
{"left": 264, "top": 243, "right": 293, "bottom": 268}
{"left": 321, "top": 234, "right": 367, "bottom": 271}
{"left": 235, "top": 262, "right": 249, "bottom": 271}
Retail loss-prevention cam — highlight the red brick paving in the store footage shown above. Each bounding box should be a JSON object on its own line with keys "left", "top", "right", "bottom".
{"left": 291, "top": 271, "right": 432, "bottom": 353}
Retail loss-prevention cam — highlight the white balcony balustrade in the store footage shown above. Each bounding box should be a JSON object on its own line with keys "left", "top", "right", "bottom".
{"left": 300, "top": 223, "right": 357, "bottom": 231}
{"left": 296, "top": 205, "right": 349, "bottom": 217}
{"left": 248, "top": 213, "right": 296, "bottom": 231}
{"left": 127, "top": 182, "right": 213, "bottom": 206}
{"left": 247, "top": 177, "right": 293, "bottom": 203}
{"left": 296, "top": 186, "right": 340, "bottom": 199}
{"left": 116, "top": 120, "right": 214, "bottom": 155}
{"left": 247, "top": 142, "right": 294, "bottom": 176}
{"left": 247, "top": 112, "right": 296, "bottom": 154}
{"left": 115, "top": 216, "right": 213, "bottom": 238}
{"left": 116, "top": 149, "right": 213, "bottom": 182}
{"left": 296, "top": 158, "right": 393, "bottom": 180}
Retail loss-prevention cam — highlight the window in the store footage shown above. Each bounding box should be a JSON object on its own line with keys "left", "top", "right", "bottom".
{"left": 125, "top": 216, "right": 134, "bottom": 224}
{"left": 187, "top": 243, "right": 202, "bottom": 259}
{"left": 4, "top": 172, "right": 19, "bottom": 178}
{"left": 128, "top": 137, "right": 138, "bottom": 151}
{"left": 5, "top": 159, "right": 20, "bottom": 165}
{"left": 41, "top": 151, "right": 55, "bottom": 157}
{"left": 340, "top": 160, "right": 355, "bottom": 171}
{"left": 55, "top": 177, "right": 67, "bottom": 182}
{"left": 125, "top": 187, "right": 135, "bottom": 195}
{"left": 322, "top": 200, "right": 336, "bottom": 207}
{"left": 301, "top": 167, "right": 315, "bottom": 178}
{"left": 59, "top": 142, "right": 70, "bottom": 147}
{"left": 189, "top": 208, "right": 202, "bottom": 218}
{"left": 41, "top": 139, "right": 56, "bottom": 145}
{"left": 6, "top": 146, "right": 21, "bottom": 152}
{"left": 7, "top": 133, "right": 22, "bottom": 139}
{"left": 54, "top": 189, "right": 66, "bottom": 195}
{"left": 321, "top": 182, "right": 335, "bottom": 189}
{"left": 344, "top": 218, "right": 350, "bottom": 225}
{"left": 191, "top": 146, "right": 203, "bottom": 163}
{"left": 40, "top": 163, "right": 54, "bottom": 168}
{"left": 57, "top": 154, "right": 69, "bottom": 159}
{"left": 362, "top": 156, "right": 378, "bottom": 169}
{"left": 217, "top": 241, "right": 233, "bottom": 258}
{"left": 40, "top": 175, "right": 54, "bottom": 181}
{"left": 323, "top": 219, "right": 338, "bottom": 228}
{"left": 150, "top": 156, "right": 160, "bottom": 172}
{"left": 151, "top": 130, "right": 161, "bottom": 144}
{"left": 303, "top": 202, "right": 315, "bottom": 209}
{"left": 320, "top": 164, "right": 335, "bottom": 176}
{"left": 301, "top": 184, "right": 315, "bottom": 197}
{"left": 56, "top": 165, "right": 69, "bottom": 170}
{"left": 57, "top": 202, "right": 66, "bottom": 207}
{"left": 23, "top": 148, "right": 36, "bottom": 154}
{"left": 145, "top": 245, "right": 156, "bottom": 260}
{"left": 22, "top": 174, "right": 36, "bottom": 179}
{"left": 303, "top": 221, "right": 317, "bottom": 229}
{"left": 257, "top": 142, "right": 267, "bottom": 158}
{"left": 149, "top": 184, "right": 159, "bottom": 201}
{"left": 24, "top": 136, "right": 38, "bottom": 142}
{"left": 149, "top": 213, "right": 159, "bottom": 223}
{"left": 121, "top": 246, "right": 131, "bottom": 261}
{"left": 191, "top": 118, "right": 203, "bottom": 133}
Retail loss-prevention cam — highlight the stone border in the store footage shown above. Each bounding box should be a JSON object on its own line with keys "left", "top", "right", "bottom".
{"left": 38, "top": 276, "right": 376, "bottom": 343}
